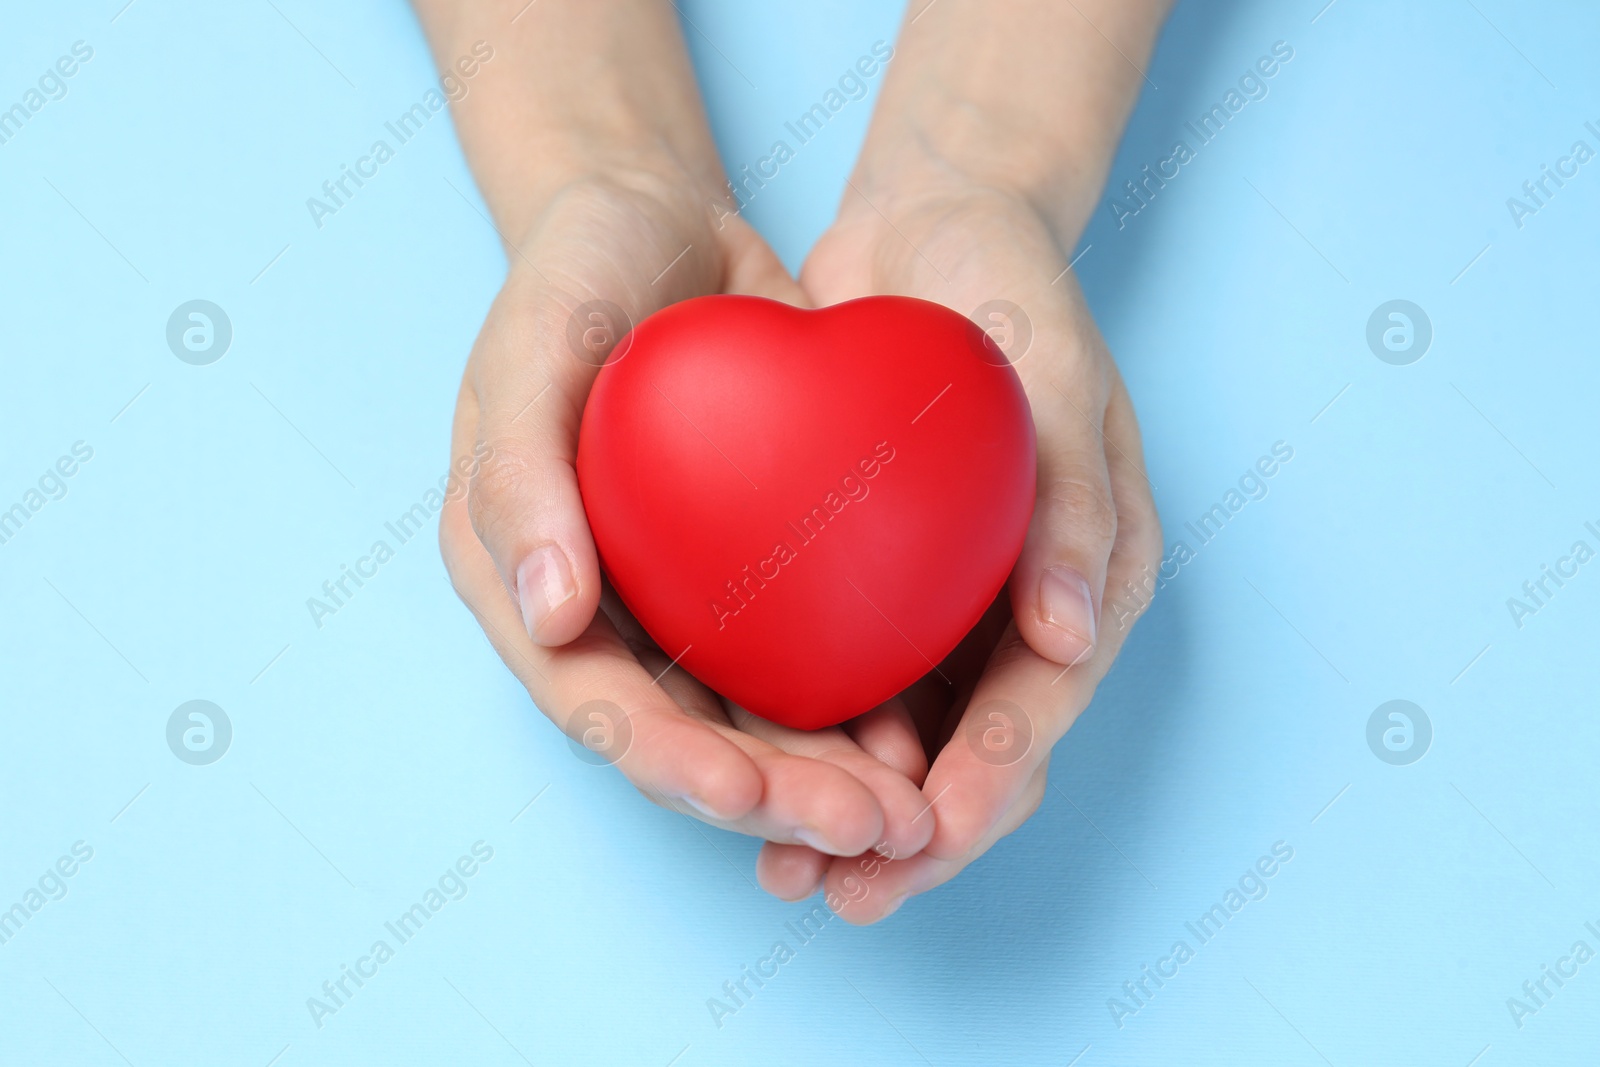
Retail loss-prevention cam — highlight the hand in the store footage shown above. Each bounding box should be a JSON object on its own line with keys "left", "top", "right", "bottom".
{"left": 753, "top": 173, "right": 1164, "bottom": 921}
{"left": 414, "top": 0, "right": 940, "bottom": 870}
{"left": 726, "top": 0, "right": 1173, "bottom": 925}
{"left": 435, "top": 163, "right": 941, "bottom": 867}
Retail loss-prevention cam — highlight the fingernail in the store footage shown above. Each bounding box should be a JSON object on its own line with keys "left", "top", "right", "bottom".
{"left": 516, "top": 543, "right": 576, "bottom": 640}
{"left": 882, "top": 891, "right": 910, "bottom": 918}
{"left": 681, "top": 794, "right": 722, "bottom": 819}
{"left": 794, "top": 826, "right": 838, "bottom": 854}
{"left": 1040, "top": 564, "right": 1097, "bottom": 664}
{"left": 678, "top": 791, "right": 749, "bottom": 822}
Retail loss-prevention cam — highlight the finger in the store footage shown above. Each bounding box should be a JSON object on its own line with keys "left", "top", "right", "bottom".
{"left": 442, "top": 389, "right": 765, "bottom": 820}
{"left": 1010, "top": 290, "right": 1118, "bottom": 668}
{"left": 922, "top": 381, "right": 1162, "bottom": 861}
{"left": 822, "top": 762, "right": 1049, "bottom": 925}
{"left": 917, "top": 621, "right": 1076, "bottom": 860}
{"left": 842, "top": 694, "right": 930, "bottom": 786}
{"left": 717, "top": 212, "right": 812, "bottom": 307}
{"left": 1096, "top": 374, "right": 1164, "bottom": 640}
{"left": 725, "top": 704, "right": 934, "bottom": 859}
{"left": 639, "top": 651, "right": 888, "bottom": 856}
{"left": 930, "top": 593, "right": 1011, "bottom": 733}
{"left": 756, "top": 842, "right": 829, "bottom": 901}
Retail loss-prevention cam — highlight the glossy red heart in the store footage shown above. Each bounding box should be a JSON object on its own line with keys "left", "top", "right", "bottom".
{"left": 576, "top": 295, "right": 1036, "bottom": 730}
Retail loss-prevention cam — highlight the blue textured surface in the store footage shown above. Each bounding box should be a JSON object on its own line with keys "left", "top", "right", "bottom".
{"left": 3, "top": 1, "right": 1598, "bottom": 1064}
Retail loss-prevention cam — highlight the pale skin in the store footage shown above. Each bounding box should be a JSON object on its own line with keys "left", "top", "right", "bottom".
{"left": 416, "top": 0, "right": 1171, "bottom": 923}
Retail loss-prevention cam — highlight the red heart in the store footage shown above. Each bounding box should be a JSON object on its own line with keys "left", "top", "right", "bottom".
{"left": 576, "top": 295, "right": 1036, "bottom": 730}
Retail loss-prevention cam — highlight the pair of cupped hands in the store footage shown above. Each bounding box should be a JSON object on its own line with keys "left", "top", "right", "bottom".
{"left": 438, "top": 148, "right": 1163, "bottom": 923}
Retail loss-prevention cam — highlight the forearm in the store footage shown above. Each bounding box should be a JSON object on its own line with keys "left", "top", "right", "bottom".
{"left": 854, "top": 0, "right": 1173, "bottom": 243}
{"left": 412, "top": 0, "right": 727, "bottom": 240}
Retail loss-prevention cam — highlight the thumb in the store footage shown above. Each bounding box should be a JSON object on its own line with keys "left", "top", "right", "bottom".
{"left": 1009, "top": 349, "right": 1119, "bottom": 669}
{"left": 464, "top": 274, "right": 614, "bottom": 646}
{"left": 469, "top": 198, "right": 800, "bottom": 645}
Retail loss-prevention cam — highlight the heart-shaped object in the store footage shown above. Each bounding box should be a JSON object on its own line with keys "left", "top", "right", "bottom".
{"left": 576, "top": 295, "right": 1036, "bottom": 730}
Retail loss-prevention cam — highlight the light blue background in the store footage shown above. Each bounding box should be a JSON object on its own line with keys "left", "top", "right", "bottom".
{"left": 3, "top": 0, "right": 1597, "bottom": 1064}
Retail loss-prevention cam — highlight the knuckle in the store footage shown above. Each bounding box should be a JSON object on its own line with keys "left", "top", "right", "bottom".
{"left": 1042, "top": 469, "right": 1117, "bottom": 548}
{"left": 466, "top": 442, "right": 539, "bottom": 541}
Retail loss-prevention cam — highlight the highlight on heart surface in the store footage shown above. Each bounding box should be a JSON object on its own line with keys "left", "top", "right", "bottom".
{"left": 576, "top": 294, "right": 1037, "bottom": 730}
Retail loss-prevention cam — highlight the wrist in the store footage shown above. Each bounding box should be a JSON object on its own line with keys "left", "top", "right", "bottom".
{"left": 845, "top": 0, "right": 1171, "bottom": 245}
{"left": 510, "top": 139, "right": 720, "bottom": 226}
{"left": 845, "top": 126, "right": 1103, "bottom": 254}
{"left": 416, "top": 0, "right": 729, "bottom": 241}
